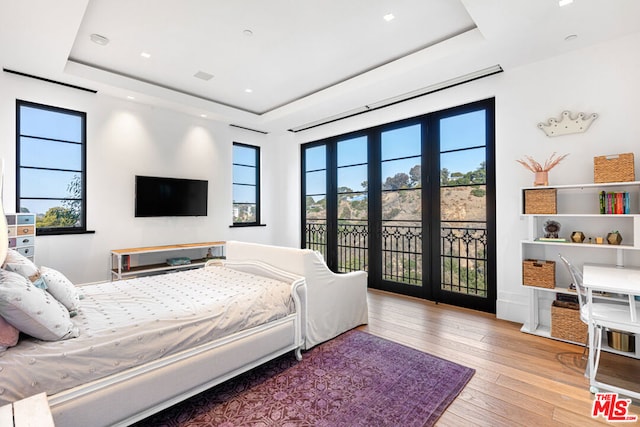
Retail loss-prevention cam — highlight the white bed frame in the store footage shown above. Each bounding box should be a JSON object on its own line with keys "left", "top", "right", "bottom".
{"left": 46, "top": 241, "right": 368, "bottom": 426}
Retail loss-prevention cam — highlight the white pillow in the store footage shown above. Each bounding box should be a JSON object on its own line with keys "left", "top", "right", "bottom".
{"left": 40, "top": 266, "right": 81, "bottom": 315}
{"left": 4, "top": 249, "right": 46, "bottom": 289}
{"left": 0, "top": 269, "right": 79, "bottom": 341}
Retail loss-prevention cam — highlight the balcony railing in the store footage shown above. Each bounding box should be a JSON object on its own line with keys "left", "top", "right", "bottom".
{"left": 305, "top": 220, "right": 487, "bottom": 297}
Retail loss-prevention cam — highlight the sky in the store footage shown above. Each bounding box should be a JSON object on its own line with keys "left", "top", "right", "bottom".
{"left": 18, "top": 105, "right": 83, "bottom": 215}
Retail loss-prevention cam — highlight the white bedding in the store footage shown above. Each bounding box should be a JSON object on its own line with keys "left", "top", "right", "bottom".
{"left": 0, "top": 265, "right": 294, "bottom": 406}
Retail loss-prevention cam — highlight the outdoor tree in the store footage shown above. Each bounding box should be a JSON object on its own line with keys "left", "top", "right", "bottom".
{"left": 409, "top": 165, "right": 421, "bottom": 187}
{"left": 383, "top": 172, "right": 410, "bottom": 190}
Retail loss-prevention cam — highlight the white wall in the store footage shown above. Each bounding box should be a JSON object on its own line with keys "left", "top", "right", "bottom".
{"left": 281, "top": 31, "right": 640, "bottom": 323}
{"left": 0, "top": 72, "right": 279, "bottom": 284}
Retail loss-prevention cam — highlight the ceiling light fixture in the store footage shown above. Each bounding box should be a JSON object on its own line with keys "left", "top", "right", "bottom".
{"left": 245, "top": 88, "right": 253, "bottom": 93}
{"left": 243, "top": 29, "right": 253, "bottom": 37}
{"left": 140, "top": 52, "right": 151, "bottom": 59}
{"left": 126, "top": 95, "right": 135, "bottom": 100}
{"left": 90, "top": 33, "right": 110, "bottom": 46}
{"left": 200, "top": 114, "right": 207, "bottom": 118}
{"left": 564, "top": 34, "right": 578, "bottom": 41}
{"left": 383, "top": 13, "right": 395, "bottom": 22}
{"left": 558, "top": 0, "right": 573, "bottom": 6}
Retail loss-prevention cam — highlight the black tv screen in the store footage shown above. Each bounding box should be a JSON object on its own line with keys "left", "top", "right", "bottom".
{"left": 135, "top": 175, "right": 208, "bottom": 217}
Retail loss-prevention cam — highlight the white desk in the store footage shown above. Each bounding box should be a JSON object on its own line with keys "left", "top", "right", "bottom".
{"left": 582, "top": 263, "right": 640, "bottom": 400}
{"left": 583, "top": 263, "right": 639, "bottom": 322}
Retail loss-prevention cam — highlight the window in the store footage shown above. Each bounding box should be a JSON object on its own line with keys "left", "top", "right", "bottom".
{"left": 232, "top": 142, "right": 260, "bottom": 225}
{"left": 16, "top": 100, "right": 87, "bottom": 235}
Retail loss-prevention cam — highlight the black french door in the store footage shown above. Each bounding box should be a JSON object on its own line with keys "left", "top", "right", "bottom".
{"left": 302, "top": 98, "right": 495, "bottom": 313}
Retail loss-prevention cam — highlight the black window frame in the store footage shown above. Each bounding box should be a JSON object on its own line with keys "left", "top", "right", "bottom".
{"left": 16, "top": 100, "right": 89, "bottom": 236}
{"left": 231, "top": 142, "right": 263, "bottom": 227}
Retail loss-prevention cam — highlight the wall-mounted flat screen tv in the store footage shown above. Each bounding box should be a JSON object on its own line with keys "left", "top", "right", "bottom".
{"left": 135, "top": 175, "right": 208, "bottom": 217}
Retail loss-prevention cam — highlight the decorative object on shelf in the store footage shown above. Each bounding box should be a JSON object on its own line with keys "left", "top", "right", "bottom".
{"left": 570, "top": 231, "right": 585, "bottom": 243}
{"left": 607, "top": 329, "right": 635, "bottom": 352}
{"left": 593, "top": 153, "right": 635, "bottom": 183}
{"left": 595, "top": 236, "right": 604, "bottom": 244}
{"left": 606, "top": 231, "right": 622, "bottom": 245}
{"left": 551, "top": 300, "right": 587, "bottom": 343}
{"left": 543, "top": 219, "right": 561, "bottom": 238}
{"left": 523, "top": 188, "right": 557, "bottom": 214}
{"left": 537, "top": 110, "right": 598, "bottom": 137}
{"left": 166, "top": 257, "right": 192, "bottom": 266}
{"left": 516, "top": 152, "right": 569, "bottom": 186}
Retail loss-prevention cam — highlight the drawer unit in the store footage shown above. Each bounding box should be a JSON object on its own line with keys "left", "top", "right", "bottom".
{"left": 16, "top": 225, "right": 34, "bottom": 236}
{"left": 17, "top": 214, "right": 35, "bottom": 225}
{"left": 16, "top": 246, "right": 35, "bottom": 257}
{"left": 5, "top": 213, "right": 36, "bottom": 261}
{"left": 12, "top": 236, "right": 34, "bottom": 247}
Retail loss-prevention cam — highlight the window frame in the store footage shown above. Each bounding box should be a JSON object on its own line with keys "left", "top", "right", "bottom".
{"left": 231, "top": 142, "right": 263, "bottom": 227}
{"left": 16, "top": 100, "right": 89, "bottom": 236}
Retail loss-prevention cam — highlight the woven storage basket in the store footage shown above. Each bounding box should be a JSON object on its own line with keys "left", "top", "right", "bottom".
{"left": 522, "top": 259, "right": 555, "bottom": 288}
{"left": 594, "top": 153, "right": 635, "bottom": 183}
{"left": 551, "top": 300, "right": 587, "bottom": 343}
{"left": 523, "top": 189, "right": 557, "bottom": 214}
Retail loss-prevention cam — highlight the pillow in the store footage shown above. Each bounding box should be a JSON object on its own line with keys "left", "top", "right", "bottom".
{"left": 0, "top": 315, "right": 19, "bottom": 352}
{"left": 0, "top": 269, "right": 79, "bottom": 341}
{"left": 4, "top": 249, "right": 46, "bottom": 289}
{"left": 40, "top": 266, "right": 81, "bottom": 316}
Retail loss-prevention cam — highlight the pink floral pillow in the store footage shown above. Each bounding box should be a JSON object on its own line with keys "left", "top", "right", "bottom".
{"left": 0, "top": 315, "right": 19, "bottom": 352}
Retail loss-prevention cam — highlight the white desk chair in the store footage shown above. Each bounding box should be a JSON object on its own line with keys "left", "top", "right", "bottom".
{"left": 581, "top": 263, "right": 640, "bottom": 400}
{"left": 558, "top": 255, "right": 629, "bottom": 376}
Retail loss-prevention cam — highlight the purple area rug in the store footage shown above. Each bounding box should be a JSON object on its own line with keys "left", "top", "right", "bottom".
{"left": 133, "top": 330, "right": 474, "bottom": 427}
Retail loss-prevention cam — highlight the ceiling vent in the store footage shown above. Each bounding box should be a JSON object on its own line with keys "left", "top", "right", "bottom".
{"left": 194, "top": 71, "right": 214, "bottom": 81}
{"left": 288, "top": 64, "right": 503, "bottom": 132}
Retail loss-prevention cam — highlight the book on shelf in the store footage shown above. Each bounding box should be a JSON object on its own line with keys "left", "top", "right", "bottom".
{"left": 599, "top": 191, "right": 630, "bottom": 214}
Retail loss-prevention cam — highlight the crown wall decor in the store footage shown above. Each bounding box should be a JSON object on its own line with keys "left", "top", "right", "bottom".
{"left": 537, "top": 110, "right": 598, "bottom": 137}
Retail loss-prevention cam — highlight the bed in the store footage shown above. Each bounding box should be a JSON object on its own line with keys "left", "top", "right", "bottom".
{"left": 0, "top": 240, "right": 368, "bottom": 427}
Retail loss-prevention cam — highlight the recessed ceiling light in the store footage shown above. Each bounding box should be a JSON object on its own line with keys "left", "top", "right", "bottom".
{"left": 140, "top": 52, "right": 151, "bottom": 59}
{"left": 245, "top": 88, "right": 253, "bottom": 93}
{"left": 243, "top": 29, "right": 253, "bottom": 37}
{"left": 564, "top": 34, "right": 578, "bottom": 41}
{"left": 126, "top": 95, "right": 135, "bottom": 100}
{"left": 558, "top": 0, "right": 573, "bottom": 6}
{"left": 90, "top": 33, "right": 110, "bottom": 46}
{"left": 194, "top": 71, "right": 214, "bottom": 81}
{"left": 383, "top": 13, "right": 395, "bottom": 22}
{"left": 200, "top": 114, "right": 207, "bottom": 118}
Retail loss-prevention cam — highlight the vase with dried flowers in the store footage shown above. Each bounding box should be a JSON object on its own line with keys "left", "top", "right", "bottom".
{"left": 516, "top": 152, "right": 569, "bottom": 186}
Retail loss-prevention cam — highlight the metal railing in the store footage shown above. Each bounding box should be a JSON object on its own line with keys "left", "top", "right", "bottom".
{"left": 305, "top": 220, "right": 487, "bottom": 296}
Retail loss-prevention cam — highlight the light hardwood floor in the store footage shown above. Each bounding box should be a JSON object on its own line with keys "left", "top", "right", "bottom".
{"left": 359, "top": 289, "right": 640, "bottom": 426}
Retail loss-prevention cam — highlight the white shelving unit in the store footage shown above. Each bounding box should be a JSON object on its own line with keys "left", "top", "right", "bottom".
{"left": 111, "top": 241, "right": 225, "bottom": 280}
{"left": 520, "top": 181, "right": 640, "bottom": 359}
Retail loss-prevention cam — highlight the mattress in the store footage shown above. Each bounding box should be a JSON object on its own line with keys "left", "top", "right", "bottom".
{"left": 0, "top": 265, "right": 294, "bottom": 405}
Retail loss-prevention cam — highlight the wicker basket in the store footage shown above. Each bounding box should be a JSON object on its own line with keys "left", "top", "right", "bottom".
{"left": 523, "top": 189, "right": 557, "bottom": 214}
{"left": 594, "top": 153, "right": 635, "bottom": 183}
{"left": 551, "top": 300, "right": 587, "bottom": 343}
{"left": 522, "top": 259, "right": 555, "bottom": 288}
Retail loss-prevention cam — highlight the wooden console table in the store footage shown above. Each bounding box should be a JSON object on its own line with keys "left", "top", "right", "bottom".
{"left": 111, "top": 241, "right": 225, "bottom": 280}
